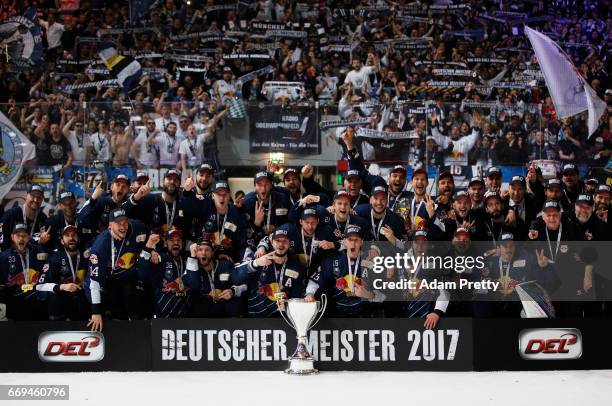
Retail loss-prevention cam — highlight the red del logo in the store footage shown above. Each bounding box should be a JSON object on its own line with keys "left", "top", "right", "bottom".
{"left": 38, "top": 331, "right": 105, "bottom": 362}
{"left": 519, "top": 328, "right": 582, "bottom": 360}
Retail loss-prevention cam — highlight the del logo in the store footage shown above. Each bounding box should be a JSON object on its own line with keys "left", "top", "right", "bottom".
{"left": 518, "top": 328, "right": 582, "bottom": 360}
{"left": 38, "top": 331, "right": 105, "bottom": 362}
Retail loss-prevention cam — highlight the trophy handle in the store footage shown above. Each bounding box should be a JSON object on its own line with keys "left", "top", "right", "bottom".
{"left": 308, "top": 294, "right": 327, "bottom": 331}
{"left": 277, "top": 300, "right": 296, "bottom": 330}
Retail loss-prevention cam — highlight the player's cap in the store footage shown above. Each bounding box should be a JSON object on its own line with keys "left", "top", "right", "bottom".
{"left": 372, "top": 185, "right": 387, "bottom": 197}
{"left": 595, "top": 137, "right": 604, "bottom": 144}
{"left": 136, "top": 171, "right": 149, "bottom": 181}
{"left": 166, "top": 227, "right": 183, "bottom": 239}
{"left": 27, "top": 184, "right": 44, "bottom": 195}
{"left": 585, "top": 178, "right": 599, "bottom": 185}
{"left": 562, "top": 163, "right": 578, "bottom": 175}
{"left": 112, "top": 174, "right": 130, "bottom": 185}
{"left": 223, "top": 66, "right": 232, "bottom": 73}
{"left": 454, "top": 227, "right": 471, "bottom": 238}
{"left": 455, "top": 190, "right": 469, "bottom": 200}
{"left": 334, "top": 190, "right": 351, "bottom": 200}
{"left": 197, "top": 236, "right": 214, "bottom": 248}
{"left": 301, "top": 208, "right": 318, "bottom": 219}
{"left": 487, "top": 167, "right": 502, "bottom": 178}
{"left": 468, "top": 176, "right": 484, "bottom": 187}
{"left": 165, "top": 169, "right": 181, "bottom": 179}
{"left": 500, "top": 232, "right": 514, "bottom": 242}
{"left": 254, "top": 171, "right": 272, "bottom": 183}
{"left": 438, "top": 171, "right": 454, "bottom": 182}
{"left": 510, "top": 175, "right": 526, "bottom": 187}
{"left": 545, "top": 178, "right": 562, "bottom": 188}
{"left": 62, "top": 224, "right": 78, "bottom": 235}
{"left": 346, "top": 169, "right": 361, "bottom": 180}
{"left": 484, "top": 191, "right": 501, "bottom": 202}
{"left": 109, "top": 208, "right": 129, "bottom": 222}
{"left": 197, "top": 164, "right": 214, "bottom": 174}
{"left": 390, "top": 165, "right": 407, "bottom": 175}
{"left": 576, "top": 194, "right": 594, "bottom": 206}
{"left": 542, "top": 200, "right": 561, "bottom": 212}
{"left": 59, "top": 191, "right": 75, "bottom": 202}
{"left": 271, "top": 228, "right": 290, "bottom": 241}
{"left": 412, "top": 167, "right": 427, "bottom": 179}
{"left": 212, "top": 182, "right": 230, "bottom": 193}
{"left": 413, "top": 230, "right": 428, "bottom": 241}
{"left": 595, "top": 185, "right": 611, "bottom": 195}
{"left": 283, "top": 168, "right": 298, "bottom": 179}
{"left": 12, "top": 223, "right": 28, "bottom": 234}
{"left": 344, "top": 225, "right": 362, "bottom": 238}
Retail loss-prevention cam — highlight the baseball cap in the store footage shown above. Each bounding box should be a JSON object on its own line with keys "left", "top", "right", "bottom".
{"left": 545, "top": 178, "right": 562, "bottom": 188}
{"left": 484, "top": 191, "right": 501, "bottom": 202}
{"left": 595, "top": 185, "right": 611, "bottom": 195}
{"left": 197, "top": 163, "right": 214, "bottom": 174}
{"left": 197, "top": 236, "right": 214, "bottom": 248}
{"left": 468, "top": 176, "right": 485, "bottom": 187}
{"left": 585, "top": 178, "right": 599, "bottom": 185}
{"left": 165, "top": 169, "right": 181, "bottom": 179}
{"left": 28, "top": 185, "right": 44, "bottom": 195}
{"left": 390, "top": 165, "right": 407, "bottom": 175}
{"left": 112, "top": 174, "right": 129, "bottom": 185}
{"left": 166, "top": 227, "right": 183, "bottom": 239}
{"left": 254, "top": 171, "right": 272, "bottom": 183}
{"left": 223, "top": 66, "right": 232, "bottom": 73}
{"left": 372, "top": 185, "right": 387, "bottom": 197}
{"left": 344, "top": 225, "right": 362, "bottom": 237}
{"left": 576, "top": 194, "right": 594, "bottom": 206}
{"left": 595, "top": 137, "right": 604, "bottom": 144}
{"left": 500, "top": 232, "right": 514, "bottom": 242}
{"left": 454, "top": 227, "right": 471, "bottom": 237}
{"left": 62, "top": 224, "right": 78, "bottom": 235}
{"left": 542, "top": 200, "right": 561, "bottom": 212}
{"left": 301, "top": 208, "right": 318, "bottom": 219}
{"left": 562, "top": 163, "right": 578, "bottom": 175}
{"left": 271, "top": 228, "right": 290, "bottom": 240}
{"left": 12, "top": 223, "right": 28, "bottom": 234}
{"left": 510, "top": 175, "right": 526, "bottom": 187}
{"left": 109, "top": 208, "right": 129, "bottom": 222}
{"left": 487, "top": 167, "right": 502, "bottom": 178}
{"left": 346, "top": 170, "right": 361, "bottom": 180}
{"left": 212, "top": 182, "right": 230, "bottom": 193}
{"left": 455, "top": 190, "right": 469, "bottom": 200}
{"left": 413, "top": 230, "right": 428, "bottom": 241}
{"left": 438, "top": 171, "right": 454, "bottom": 182}
{"left": 412, "top": 167, "right": 427, "bottom": 179}
{"left": 136, "top": 171, "right": 149, "bottom": 181}
{"left": 334, "top": 190, "right": 351, "bottom": 200}
{"left": 283, "top": 168, "right": 298, "bottom": 179}
{"left": 59, "top": 191, "right": 75, "bottom": 202}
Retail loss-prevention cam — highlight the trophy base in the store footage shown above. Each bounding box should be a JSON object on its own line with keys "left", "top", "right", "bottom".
{"left": 285, "top": 358, "right": 318, "bottom": 375}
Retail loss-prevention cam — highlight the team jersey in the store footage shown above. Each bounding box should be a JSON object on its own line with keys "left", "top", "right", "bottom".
{"left": 0, "top": 246, "right": 48, "bottom": 300}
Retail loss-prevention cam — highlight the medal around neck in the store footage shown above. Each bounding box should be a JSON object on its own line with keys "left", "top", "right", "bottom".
{"left": 278, "top": 294, "right": 327, "bottom": 375}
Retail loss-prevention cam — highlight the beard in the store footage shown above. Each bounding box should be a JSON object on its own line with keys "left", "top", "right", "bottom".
{"left": 164, "top": 184, "right": 178, "bottom": 196}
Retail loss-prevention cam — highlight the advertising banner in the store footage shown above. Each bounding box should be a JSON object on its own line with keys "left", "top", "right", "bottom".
{"left": 249, "top": 105, "right": 319, "bottom": 154}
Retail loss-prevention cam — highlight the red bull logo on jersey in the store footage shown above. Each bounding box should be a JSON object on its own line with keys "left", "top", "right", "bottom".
{"left": 115, "top": 253, "right": 136, "bottom": 270}
{"left": 258, "top": 282, "right": 282, "bottom": 301}
{"left": 336, "top": 275, "right": 363, "bottom": 294}
{"left": 7, "top": 269, "right": 40, "bottom": 286}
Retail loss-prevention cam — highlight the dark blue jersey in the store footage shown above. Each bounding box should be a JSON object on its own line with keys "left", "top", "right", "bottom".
{"left": 83, "top": 219, "right": 147, "bottom": 313}
{"left": 354, "top": 204, "right": 406, "bottom": 243}
{"left": 320, "top": 212, "right": 370, "bottom": 245}
{"left": 0, "top": 246, "right": 48, "bottom": 300}
{"left": 124, "top": 193, "right": 186, "bottom": 235}
{"left": 0, "top": 206, "right": 48, "bottom": 250}
{"left": 76, "top": 194, "right": 127, "bottom": 236}
{"left": 198, "top": 200, "right": 246, "bottom": 262}
{"left": 43, "top": 211, "right": 92, "bottom": 252}
{"left": 242, "top": 191, "right": 292, "bottom": 249}
{"left": 182, "top": 257, "right": 239, "bottom": 298}
{"left": 37, "top": 249, "right": 87, "bottom": 291}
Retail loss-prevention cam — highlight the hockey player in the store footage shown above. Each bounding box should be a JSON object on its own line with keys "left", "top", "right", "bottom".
{"left": 182, "top": 164, "right": 215, "bottom": 243}
{"left": 183, "top": 238, "right": 243, "bottom": 317}
{"left": 355, "top": 185, "right": 405, "bottom": 247}
{"left": 36, "top": 225, "right": 87, "bottom": 320}
{"left": 77, "top": 174, "right": 131, "bottom": 236}
{"left": 0, "top": 185, "right": 48, "bottom": 250}
{"left": 321, "top": 190, "right": 370, "bottom": 246}
{"left": 85, "top": 208, "right": 147, "bottom": 332}
{"left": 125, "top": 169, "right": 185, "bottom": 235}
{"left": 136, "top": 229, "right": 191, "bottom": 318}
{"left": 235, "top": 228, "right": 305, "bottom": 317}
{"left": 43, "top": 191, "right": 84, "bottom": 252}
{"left": 304, "top": 226, "right": 385, "bottom": 316}
{"left": 0, "top": 223, "right": 48, "bottom": 320}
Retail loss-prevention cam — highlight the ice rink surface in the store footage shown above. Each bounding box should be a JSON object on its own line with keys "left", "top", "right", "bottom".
{"left": 1, "top": 370, "right": 611, "bottom": 406}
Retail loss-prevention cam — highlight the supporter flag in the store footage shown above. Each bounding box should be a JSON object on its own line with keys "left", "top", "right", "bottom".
{"left": 97, "top": 42, "right": 142, "bottom": 93}
{"left": 525, "top": 26, "right": 606, "bottom": 137}
{"left": 0, "top": 7, "right": 43, "bottom": 67}
{"left": 0, "top": 111, "right": 35, "bottom": 200}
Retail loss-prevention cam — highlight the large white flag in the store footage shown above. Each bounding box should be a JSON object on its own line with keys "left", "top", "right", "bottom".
{"left": 0, "top": 111, "right": 35, "bottom": 200}
{"left": 525, "top": 26, "right": 606, "bottom": 137}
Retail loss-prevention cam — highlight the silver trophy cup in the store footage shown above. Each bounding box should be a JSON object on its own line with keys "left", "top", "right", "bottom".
{"left": 278, "top": 295, "right": 327, "bottom": 375}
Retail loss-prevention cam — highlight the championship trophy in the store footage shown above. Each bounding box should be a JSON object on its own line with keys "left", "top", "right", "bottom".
{"left": 278, "top": 295, "right": 327, "bottom": 375}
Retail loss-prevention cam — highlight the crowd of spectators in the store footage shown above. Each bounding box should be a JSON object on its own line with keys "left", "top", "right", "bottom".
{"left": 0, "top": 0, "right": 609, "bottom": 171}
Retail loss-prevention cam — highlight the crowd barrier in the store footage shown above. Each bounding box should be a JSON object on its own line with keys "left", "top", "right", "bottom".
{"left": 1, "top": 317, "right": 610, "bottom": 372}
